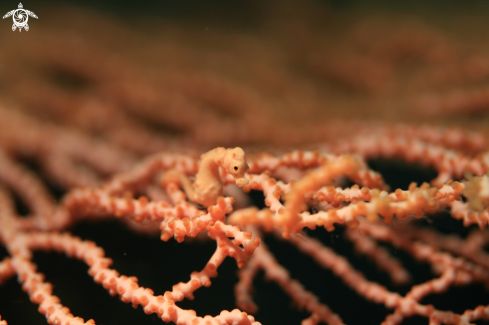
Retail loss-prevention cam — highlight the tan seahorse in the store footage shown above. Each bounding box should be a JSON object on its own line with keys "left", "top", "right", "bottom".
{"left": 162, "top": 147, "right": 249, "bottom": 207}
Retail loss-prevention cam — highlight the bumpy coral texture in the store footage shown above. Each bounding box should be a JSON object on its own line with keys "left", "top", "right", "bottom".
{"left": 1, "top": 2, "right": 489, "bottom": 325}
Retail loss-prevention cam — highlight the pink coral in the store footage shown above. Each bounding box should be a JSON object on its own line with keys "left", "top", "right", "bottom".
{"left": 1, "top": 2, "right": 489, "bottom": 325}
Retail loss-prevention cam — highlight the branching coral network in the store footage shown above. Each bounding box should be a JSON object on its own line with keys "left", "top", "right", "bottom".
{"left": 1, "top": 2, "right": 489, "bottom": 325}
{"left": 1, "top": 130, "right": 489, "bottom": 325}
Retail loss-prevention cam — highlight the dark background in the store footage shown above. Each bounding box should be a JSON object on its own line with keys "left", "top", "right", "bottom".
{"left": 1, "top": 1, "right": 489, "bottom": 325}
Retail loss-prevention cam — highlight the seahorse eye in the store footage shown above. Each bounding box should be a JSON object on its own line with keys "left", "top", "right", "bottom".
{"left": 234, "top": 166, "right": 238, "bottom": 171}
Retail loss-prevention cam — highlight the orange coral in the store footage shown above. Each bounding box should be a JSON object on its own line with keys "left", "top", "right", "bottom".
{"left": 1, "top": 2, "right": 489, "bottom": 325}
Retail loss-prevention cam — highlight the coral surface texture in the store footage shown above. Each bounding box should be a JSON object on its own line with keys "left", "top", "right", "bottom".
{"left": 0, "top": 1, "right": 489, "bottom": 325}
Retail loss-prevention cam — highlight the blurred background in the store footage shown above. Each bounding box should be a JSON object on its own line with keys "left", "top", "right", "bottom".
{"left": 1, "top": 1, "right": 489, "bottom": 324}
{"left": 3, "top": 0, "right": 489, "bottom": 152}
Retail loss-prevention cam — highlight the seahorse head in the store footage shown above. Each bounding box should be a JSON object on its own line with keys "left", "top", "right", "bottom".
{"left": 223, "top": 147, "right": 249, "bottom": 187}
